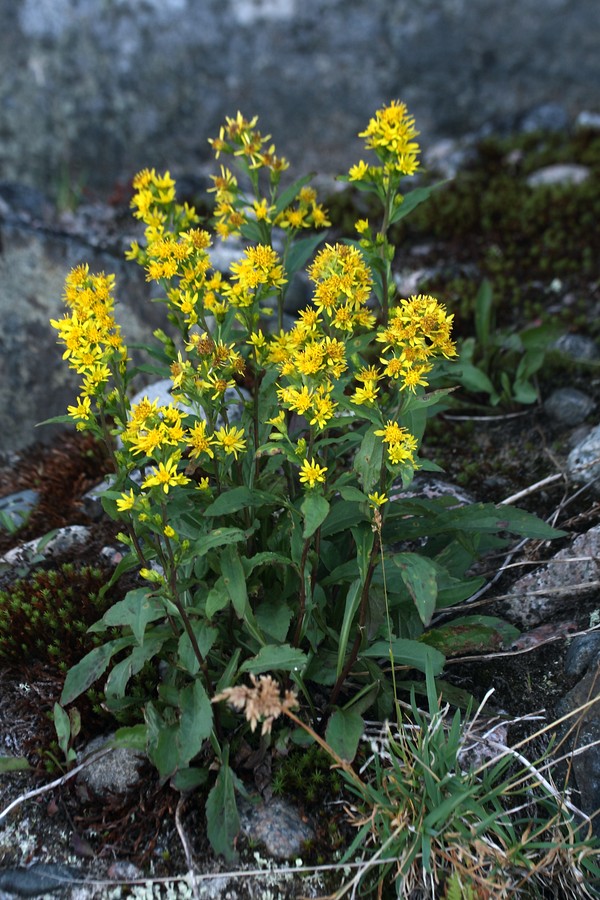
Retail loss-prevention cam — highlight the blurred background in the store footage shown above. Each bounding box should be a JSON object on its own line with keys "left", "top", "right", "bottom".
{"left": 1, "top": 0, "right": 598, "bottom": 196}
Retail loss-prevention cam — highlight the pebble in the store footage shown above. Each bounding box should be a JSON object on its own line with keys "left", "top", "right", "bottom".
{"left": 238, "top": 797, "right": 314, "bottom": 859}
{"left": 520, "top": 104, "right": 569, "bottom": 134}
{"left": 567, "top": 424, "right": 600, "bottom": 490}
{"left": 544, "top": 387, "right": 595, "bottom": 426}
{"left": 553, "top": 333, "right": 600, "bottom": 361}
{"left": 526, "top": 164, "right": 591, "bottom": 188}
{"left": 576, "top": 110, "right": 600, "bottom": 131}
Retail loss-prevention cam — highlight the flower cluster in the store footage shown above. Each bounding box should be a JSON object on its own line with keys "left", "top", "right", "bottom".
{"left": 207, "top": 112, "right": 329, "bottom": 240}
{"left": 350, "top": 99, "right": 420, "bottom": 180}
{"left": 377, "top": 294, "right": 457, "bottom": 392}
{"left": 50, "top": 264, "right": 126, "bottom": 429}
{"left": 213, "top": 674, "right": 298, "bottom": 736}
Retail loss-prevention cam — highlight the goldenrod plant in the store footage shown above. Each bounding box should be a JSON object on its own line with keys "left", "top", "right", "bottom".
{"left": 47, "top": 103, "right": 561, "bottom": 860}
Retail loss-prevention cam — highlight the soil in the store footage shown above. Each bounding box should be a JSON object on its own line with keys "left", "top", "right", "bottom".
{"left": 2, "top": 125, "right": 600, "bottom": 898}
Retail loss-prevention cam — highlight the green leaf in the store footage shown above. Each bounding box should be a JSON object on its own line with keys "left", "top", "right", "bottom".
{"left": 0, "top": 756, "right": 31, "bottom": 772}
{"left": 206, "top": 761, "right": 240, "bottom": 862}
{"left": 204, "top": 487, "right": 280, "bottom": 516}
{"left": 320, "top": 501, "right": 362, "bottom": 537}
{"left": 392, "top": 553, "right": 438, "bottom": 626}
{"left": 192, "top": 527, "right": 248, "bottom": 556}
{"left": 421, "top": 616, "right": 520, "bottom": 656}
{"left": 206, "top": 579, "right": 230, "bottom": 618}
{"left": 111, "top": 724, "right": 148, "bottom": 753}
{"left": 325, "top": 708, "right": 364, "bottom": 763}
{"left": 171, "top": 767, "right": 209, "bottom": 792}
{"left": 178, "top": 622, "right": 218, "bottom": 675}
{"left": 301, "top": 493, "right": 330, "bottom": 538}
{"left": 105, "top": 630, "right": 168, "bottom": 698}
{"left": 274, "top": 173, "right": 315, "bottom": 216}
{"left": 361, "top": 638, "right": 445, "bottom": 675}
{"left": 285, "top": 231, "right": 327, "bottom": 279}
{"left": 456, "top": 361, "right": 498, "bottom": 398}
{"left": 61, "top": 639, "right": 130, "bottom": 705}
{"left": 239, "top": 644, "right": 307, "bottom": 675}
{"left": 337, "top": 578, "right": 362, "bottom": 679}
{"left": 220, "top": 545, "right": 248, "bottom": 618}
{"left": 177, "top": 680, "right": 213, "bottom": 768}
{"left": 93, "top": 588, "right": 165, "bottom": 645}
{"left": 388, "top": 183, "right": 445, "bottom": 225}
{"left": 145, "top": 704, "right": 179, "bottom": 779}
{"left": 353, "top": 427, "right": 383, "bottom": 494}
{"left": 53, "top": 703, "right": 71, "bottom": 758}
{"left": 255, "top": 601, "right": 293, "bottom": 642}
{"left": 474, "top": 279, "right": 494, "bottom": 349}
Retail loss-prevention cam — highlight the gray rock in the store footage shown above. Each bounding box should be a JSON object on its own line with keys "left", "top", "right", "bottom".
{"left": 556, "top": 663, "right": 600, "bottom": 838}
{"left": 544, "top": 387, "right": 594, "bottom": 426}
{"left": 239, "top": 797, "right": 314, "bottom": 860}
{"left": 503, "top": 525, "right": 600, "bottom": 628}
{"left": 565, "top": 633, "right": 600, "bottom": 679}
{"left": 0, "top": 525, "right": 91, "bottom": 571}
{"left": 0, "top": 863, "right": 81, "bottom": 896}
{"left": 0, "top": 214, "right": 166, "bottom": 456}
{"left": 77, "top": 733, "right": 145, "bottom": 796}
{"left": 576, "top": 111, "right": 600, "bottom": 131}
{"left": 520, "top": 103, "right": 569, "bottom": 134}
{"left": 567, "top": 424, "right": 600, "bottom": 490}
{"left": 390, "top": 474, "right": 476, "bottom": 508}
{"left": 553, "top": 333, "right": 600, "bottom": 361}
{"left": 526, "top": 164, "right": 591, "bottom": 188}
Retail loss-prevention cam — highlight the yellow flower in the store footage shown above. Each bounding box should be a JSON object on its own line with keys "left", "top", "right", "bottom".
{"left": 368, "top": 492, "right": 388, "bottom": 507}
{"left": 116, "top": 489, "right": 136, "bottom": 512}
{"left": 214, "top": 425, "right": 247, "bottom": 459}
{"left": 188, "top": 420, "right": 215, "bottom": 460}
{"left": 142, "top": 455, "right": 190, "bottom": 493}
{"left": 358, "top": 100, "right": 420, "bottom": 176}
{"left": 348, "top": 160, "right": 370, "bottom": 181}
{"left": 163, "top": 525, "right": 176, "bottom": 539}
{"left": 298, "top": 457, "right": 328, "bottom": 488}
{"left": 196, "top": 477, "right": 211, "bottom": 491}
{"left": 355, "top": 218, "right": 370, "bottom": 235}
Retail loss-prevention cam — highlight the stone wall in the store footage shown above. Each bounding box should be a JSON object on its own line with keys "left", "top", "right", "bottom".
{"left": 1, "top": 0, "right": 598, "bottom": 196}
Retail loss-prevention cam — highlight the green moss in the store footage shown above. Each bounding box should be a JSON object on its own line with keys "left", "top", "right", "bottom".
{"left": 0, "top": 562, "right": 112, "bottom": 668}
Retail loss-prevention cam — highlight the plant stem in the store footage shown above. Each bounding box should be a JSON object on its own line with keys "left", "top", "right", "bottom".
{"left": 292, "top": 537, "right": 313, "bottom": 647}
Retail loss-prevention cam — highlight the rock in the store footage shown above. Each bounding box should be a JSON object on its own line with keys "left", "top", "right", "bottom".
{"left": 0, "top": 525, "right": 91, "bottom": 572}
{"left": 565, "top": 633, "right": 600, "bottom": 679}
{"left": 0, "top": 863, "right": 81, "bottom": 896}
{"left": 238, "top": 797, "right": 314, "bottom": 860}
{"left": 0, "top": 213, "right": 166, "bottom": 456}
{"left": 553, "top": 333, "right": 600, "bottom": 361}
{"left": 502, "top": 525, "right": 600, "bottom": 628}
{"left": 390, "top": 474, "right": 476, "bottom": 508}
{"left": 77, "top": 733, "right": 145, "bottom": 796}
{"left": 576, "top": 111, "right": 600, "bottom": 131}
{"left": 567, "top": 425, "right": 600, "bottom": 490}
{"left": 556, "top": 662, "right": 600, "bottom": 838}
{"left": 544, "top": 387, "right": 594, "bottom": 426}
{"left": 520, "top": 103, "right": 569, "bottom": 134}
{"left": 526, "top": 164, "right": 591, "bottom": 188}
